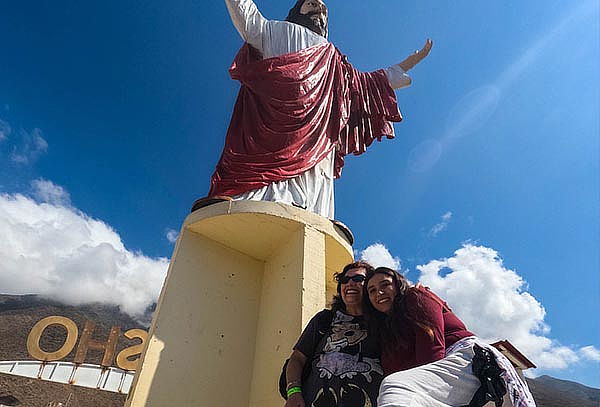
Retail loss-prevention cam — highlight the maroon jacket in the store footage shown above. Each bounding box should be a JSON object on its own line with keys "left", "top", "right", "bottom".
{"left": 209, "top": 42, "right": 402, "bottom": 197}
{"left": 381, "top": 287, "right": 474, "bottom": 376}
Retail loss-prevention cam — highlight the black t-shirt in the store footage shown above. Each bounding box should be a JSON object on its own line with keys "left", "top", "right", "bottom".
{"left": 294, "top": 310, "right": 383, "bottom": 406}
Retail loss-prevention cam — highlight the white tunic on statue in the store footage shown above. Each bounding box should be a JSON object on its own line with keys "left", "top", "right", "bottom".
{"left": 224, "top": 0, "right": 412, "bottom": 218}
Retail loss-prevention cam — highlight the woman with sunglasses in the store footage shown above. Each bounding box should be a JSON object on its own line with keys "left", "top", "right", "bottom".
{"left": 283, "top": 261, "right": 384, "bottom": 407}
{"left": 364, "top": 267, "right": 535, "bottom": 407}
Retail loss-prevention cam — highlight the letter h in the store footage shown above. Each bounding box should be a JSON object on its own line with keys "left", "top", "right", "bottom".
{"left": 74, "top": 320, "right": 121, "bottom": 367}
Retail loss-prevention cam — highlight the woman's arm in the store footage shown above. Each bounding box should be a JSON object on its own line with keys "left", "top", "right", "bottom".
{"left": 224, "top": 0, "right": 267, "bottom": 50}
{"left": 285, "top": 350, "right": 307, "bottom": 407}
{"left": 284, "top": 310, "right": 331, "bottom": 406}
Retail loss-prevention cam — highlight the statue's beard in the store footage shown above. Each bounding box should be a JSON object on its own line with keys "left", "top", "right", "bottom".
{"left": 287, "top": 11, "right": 328, "bottom": 38}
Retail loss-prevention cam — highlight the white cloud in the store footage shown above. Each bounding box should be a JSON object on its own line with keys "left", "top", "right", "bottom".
{"left": 0, "top": 119, "right": 10, "bottom": 141}
{"left": 580, "top": 346, "right": 600, "bottom": 362}
{"left": 360, "top": 243, "right": 401, "bottom": 270}
{"left": 429, "top": 211, "right": 453, "bottom": 237}
{"left": 31, "top": 179, "right": 71, "bottom": 206}
{"left": 165, "top": 228, "right": 179, "bottom": 244}
{"left": 10, "top": 128, "right": 48, "bottom": 164}
{"left": 0, "top": 190, "right": 168, "bottom": 321}
{"left": 416, "top": 244, "right": 595, "bottom": 370}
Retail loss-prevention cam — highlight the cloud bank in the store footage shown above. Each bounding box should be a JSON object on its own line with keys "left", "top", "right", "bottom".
{"left": 0, "top": 180, "right": 168, "bottom": 321}
{"left": 360, "top": 243, "right": 401, "bottom": 270}
{"left": 30, "top": 179, "right": 71, "bottom": 206}
{"left": 579, "top": 346, "right": 600, "bottom": 362}
{"left": 417, "top": 244, "right": 599, "bottom": 370}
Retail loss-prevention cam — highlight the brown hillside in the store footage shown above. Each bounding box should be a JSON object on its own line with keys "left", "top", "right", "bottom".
{"left": 0, "top": 373, "right": 126, "bottom": 407}
{"left": 0, "top": 294, "right": 147, "bottom": 366}
{"left": 525, "top": 375, "right": 600, "bottom": 407}
{"left": 0, "top": 294, "right": 147, "bottom": 407}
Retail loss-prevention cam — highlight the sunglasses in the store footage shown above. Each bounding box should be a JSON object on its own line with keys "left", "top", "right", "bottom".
{"left": 338, "top": 274, "right": 366, "bottom": 284}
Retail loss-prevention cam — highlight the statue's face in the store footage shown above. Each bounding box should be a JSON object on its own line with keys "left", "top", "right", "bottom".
{"left": 300, "top": 0, "right": 326, "bottom": 15}
{"left": 286, "top": 0, "right": 328, "bottom": 38}
{"left": 299, "top": 0, "right": 327, "bottom": 35}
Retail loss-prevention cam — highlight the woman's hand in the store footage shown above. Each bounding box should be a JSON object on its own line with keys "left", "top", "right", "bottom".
{"left": 399, "top": 39, "right": 433, "bottom": 72}
{"left": 284, "top": 392, "right": 306, "bottom": 407}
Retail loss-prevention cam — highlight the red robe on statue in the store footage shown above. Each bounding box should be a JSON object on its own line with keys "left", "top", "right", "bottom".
{"left": 209, "top": 42, "right": 402, "bottom": 198}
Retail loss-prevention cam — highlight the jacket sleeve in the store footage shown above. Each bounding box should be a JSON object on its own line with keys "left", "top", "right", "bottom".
{"left": 224, "top": 0, "right": 267, "bottom": 51}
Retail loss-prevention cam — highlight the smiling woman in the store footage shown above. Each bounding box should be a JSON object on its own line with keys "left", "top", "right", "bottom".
{"left": 282, "top": 261, "right": 384, "bottom": 407}
{"left": 364, "top": 267, "right": 536, "bottom": 407}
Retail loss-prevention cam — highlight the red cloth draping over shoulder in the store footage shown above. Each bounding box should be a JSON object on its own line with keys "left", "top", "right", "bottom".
{"left": 209, "top": 42, "right": 402, "bottom": 197}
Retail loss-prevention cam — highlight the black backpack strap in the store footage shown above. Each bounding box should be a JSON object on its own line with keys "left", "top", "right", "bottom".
{"left": 467, "top": 344, "right": 507, "bottom": 407}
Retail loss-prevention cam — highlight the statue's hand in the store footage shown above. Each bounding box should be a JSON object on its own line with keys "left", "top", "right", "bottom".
{"left": 399, "top": 38, "right": 433, "bottom": 72}
{"left": 417, "top": 39, "right": 433, "bottom": 61}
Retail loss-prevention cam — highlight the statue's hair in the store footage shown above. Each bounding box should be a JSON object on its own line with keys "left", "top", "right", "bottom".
{"left": 285, "top": 0, "right": 328, "bottom": 38}
{"left": 285, "top": 0, "right": 306, "bottom": 20}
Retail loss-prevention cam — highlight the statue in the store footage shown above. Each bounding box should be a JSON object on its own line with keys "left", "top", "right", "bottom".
{"left": 195, "top": 0, "right": 432, "bottom": 219}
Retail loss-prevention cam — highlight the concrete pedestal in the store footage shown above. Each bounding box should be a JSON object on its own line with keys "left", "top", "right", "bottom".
{"left": 125, "top": 201, "right": 353, "bottom": 407}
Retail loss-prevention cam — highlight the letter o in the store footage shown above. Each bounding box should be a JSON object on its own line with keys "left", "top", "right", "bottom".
{"left": 27, "top": 316, "right": 79, "bottom": 361}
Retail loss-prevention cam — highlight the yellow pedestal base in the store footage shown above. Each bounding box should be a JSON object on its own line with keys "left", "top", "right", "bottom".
{"left": 125, "top": 201, "right": 353, "bottom": 407}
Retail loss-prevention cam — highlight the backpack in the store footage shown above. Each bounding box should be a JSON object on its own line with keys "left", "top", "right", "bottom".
{"left": 278, "top": 309, "right": 334, "bottom": 400}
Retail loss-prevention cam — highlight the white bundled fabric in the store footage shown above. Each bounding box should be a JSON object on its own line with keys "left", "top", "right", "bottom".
{"left": 377, "top": 337, "right": 536, "bottom": 407}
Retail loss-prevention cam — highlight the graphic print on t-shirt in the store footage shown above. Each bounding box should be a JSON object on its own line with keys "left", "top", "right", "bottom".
{"left": 323, "top": 312, "right": 368, "bottom": 352}
{"left": 309, "top": 311, "right": 383, "bottom": 407}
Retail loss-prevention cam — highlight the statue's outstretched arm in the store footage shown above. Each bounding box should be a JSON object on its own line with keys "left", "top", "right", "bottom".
{"left": 224, "top": 0, "right": 268, "bottom": 51}
{"left": 384, "top": 39, "right": 433, "bottom": 90}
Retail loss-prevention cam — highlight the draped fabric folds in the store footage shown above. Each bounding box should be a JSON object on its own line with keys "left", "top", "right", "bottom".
{"left": 209, "top": 42, "right": 402, "bottom": 198}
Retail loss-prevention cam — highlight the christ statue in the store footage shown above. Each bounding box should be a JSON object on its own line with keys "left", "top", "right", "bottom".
{"left": 197, "top": 0, "right": 432, "bottom": 219}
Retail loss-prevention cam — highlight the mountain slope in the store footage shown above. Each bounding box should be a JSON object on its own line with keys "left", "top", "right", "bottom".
{"left": 526, "top": 375, "right": 600, "bottom": 407}
{"left": 0, "top": 294, "right": 145, "bottom": 407}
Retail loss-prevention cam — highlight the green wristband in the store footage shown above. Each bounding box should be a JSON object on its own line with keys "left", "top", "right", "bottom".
{"left": 287, "top": 386, "right": 302, "bottom": 397}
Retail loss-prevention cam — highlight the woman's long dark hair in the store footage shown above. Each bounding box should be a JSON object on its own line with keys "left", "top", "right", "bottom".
{"left": 364, "top": 267, "right": 435, "bottom": 352}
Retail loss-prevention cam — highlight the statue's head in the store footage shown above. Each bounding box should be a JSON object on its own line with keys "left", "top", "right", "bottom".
{"left": 286, "top": 0, "right": 328, "bottom": 38}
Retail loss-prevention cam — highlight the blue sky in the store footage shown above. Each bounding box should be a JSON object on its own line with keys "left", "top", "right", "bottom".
{"left": 1, "top": 0, "right": 598, "bottom": 387}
